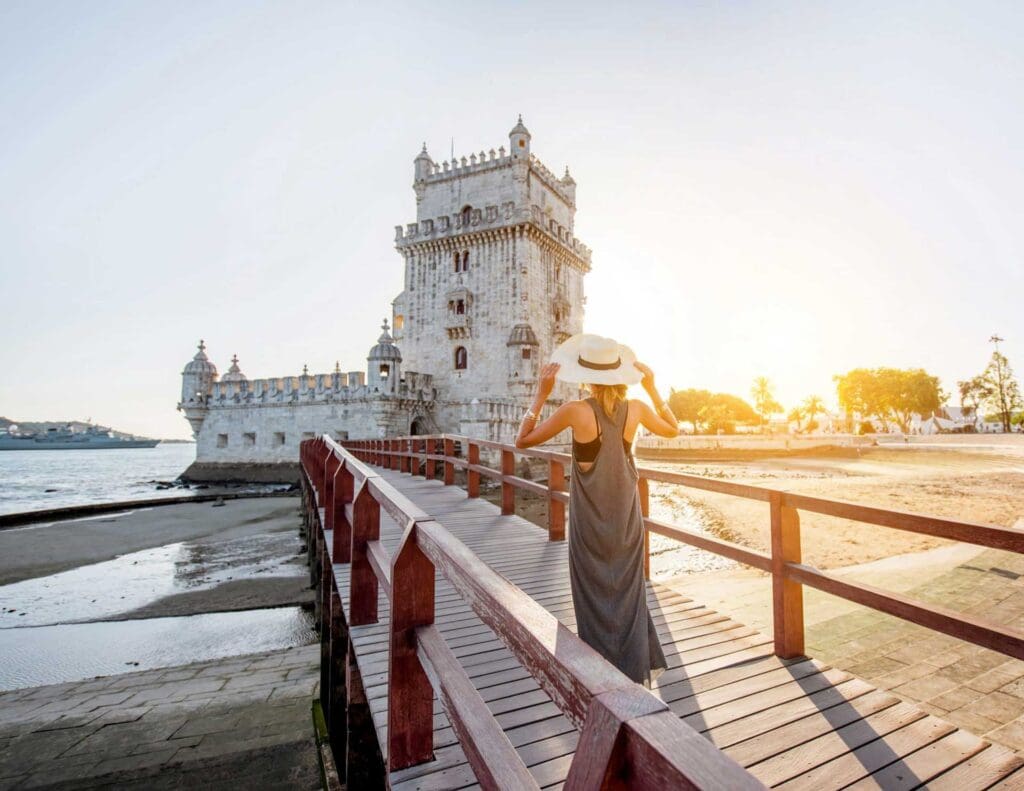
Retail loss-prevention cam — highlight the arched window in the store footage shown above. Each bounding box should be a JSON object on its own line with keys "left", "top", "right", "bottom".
{"left": 453, "top": 251, "right": 460, "bottom": 272}
{"left": 393, "top": 314, "right": 404, "bottom": 331}
{"left": 461, "top": 205, "right": 472, "bottom": 226}
{"left": 454, "top": 346, "right": 467, "bottom": 370}
{"left": 461, "top": 250, "right": 469, "bottom": 271}
{"left": 456, "top": 299, "right": 465, "bottom": 315}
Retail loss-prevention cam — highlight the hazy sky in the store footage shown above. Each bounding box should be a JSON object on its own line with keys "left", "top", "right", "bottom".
{"left": 1, "top": 1, "right": 1022, "bottom": 439}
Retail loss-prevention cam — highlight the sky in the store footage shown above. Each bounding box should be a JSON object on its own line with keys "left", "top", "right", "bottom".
{"left": 1, "top": 1, "right": 1022, "bottom": 439}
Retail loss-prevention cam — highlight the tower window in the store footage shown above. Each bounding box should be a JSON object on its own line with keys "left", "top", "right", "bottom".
{"left": 243, "top": 432, "right": 256, "bottom": 447}
{"left": 456, "top": 299, "right": 465, "bottom": 315}
{"left": 217, "top": 434, "right": 228, "bottom": 448}
{"left": 462, "top": 250, "right": 469, "bottom": 270}
{"left": 461, "top": 205, "right": 472, "bottom": 226}
{"left": 522, "top": 348, "right": 531, "bottom": 359}
{"left": 274, "top": 432, "right": 286, "bottom": 446}
{"left": 454, "top": 346, "right": 467, "bottom": 370}
{"left": 518, "top": 139, "right": 525, "bottom": 148}
{"left": 453, "top": 251, "right": 460, "bottom": 271}
{"left": 393, "top": 314, "right": 404, "bottom": 331}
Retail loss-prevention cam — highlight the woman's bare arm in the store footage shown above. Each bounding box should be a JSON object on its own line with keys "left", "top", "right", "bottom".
{"left": 516, "top": 363, "right": 576, "bottom": 448}
{"left": 634, "top": 361, "right": 680, "bottom": 438}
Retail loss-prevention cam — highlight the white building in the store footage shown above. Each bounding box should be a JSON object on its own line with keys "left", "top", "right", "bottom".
{"left": 178, "top": 118, "right": 590, "bottom": 481}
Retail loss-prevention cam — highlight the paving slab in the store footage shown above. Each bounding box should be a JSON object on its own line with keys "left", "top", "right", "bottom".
{"left": 0, "top": 645, "right": 320, "bottom": 790}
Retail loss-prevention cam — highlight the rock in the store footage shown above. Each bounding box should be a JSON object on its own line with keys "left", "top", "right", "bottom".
{"left": 212, "top": 498, "right": 226, "bottom": 507}
{"left": 156, "top": 485, "right": 172, "bottom": 490}
{"left": 44, "top": 488, "right": 58, "bottom": 493}
{"left": 194, "top": 484, "right": 210, "bottom": 490}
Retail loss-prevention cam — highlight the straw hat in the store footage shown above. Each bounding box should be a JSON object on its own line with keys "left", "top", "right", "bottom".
{"left": 550, "top": 333, "right": 642, "bottom": 386}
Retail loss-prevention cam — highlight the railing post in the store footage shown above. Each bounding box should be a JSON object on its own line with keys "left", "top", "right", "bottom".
{"left": 501, "top": 449, "right": 515, "bottom": 515}
{"left": 332, "top": 462, "right": 354, "bottom": 563}
{"left": 467, "top": 442, "right": 480, "bottom": 498}
{"left": 401, "top": 439, "right": 411, "bottom": 473}
{"left": 387, "top": 521, "right": 436, "bottom": 770}
{"left": 350, "top": 482, "right": 380, "bottom": 626}
{"left": 443, "top": 438, "right": 455, "bottom": 485}
{"left": 425, "top": 438, "right": 436, "bottom": 480}
{"left": 639, "top": 476, "right": 651, "bottom": 580}
{"left": 548, "top": 459, "right": 566, "bottom": 542}
{"left": 328, "top": 587, "right": 348, "bottom": 777}
{"left": 323, "top": 453, "right": 341, "bottom": 531}
{"left": 770, "top": 492, "right": 804, "bottom": 657}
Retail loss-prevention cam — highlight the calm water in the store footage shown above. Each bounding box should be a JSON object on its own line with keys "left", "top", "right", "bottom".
{"left": 0, "top": 608, "right": 315, "bottom": 691}
{"left": 0, "top": 443, "right": 198, "bottom": 516}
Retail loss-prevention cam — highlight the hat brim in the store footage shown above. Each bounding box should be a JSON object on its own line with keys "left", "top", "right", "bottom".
{"left": 550, "top": 334, "right": 643, "bottom": 386}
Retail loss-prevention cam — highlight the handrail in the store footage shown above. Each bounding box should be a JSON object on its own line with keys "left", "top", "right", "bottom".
{"left": 299, "top": 435, "right": 762, "bottom": 788}
{"left": 342, "top": 433, "right": 1024, "bottom": 664}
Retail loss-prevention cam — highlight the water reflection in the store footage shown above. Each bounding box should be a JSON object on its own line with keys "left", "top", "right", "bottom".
{"left": 0, "top": 607, "right": 315, "bottom": 691}
{"left": 0, "top": 535, "right": 305, "bottom": 628}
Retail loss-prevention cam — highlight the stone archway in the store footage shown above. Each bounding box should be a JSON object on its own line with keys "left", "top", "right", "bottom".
{"left": 410, "top": 418, "right": 427, "bottom": 436}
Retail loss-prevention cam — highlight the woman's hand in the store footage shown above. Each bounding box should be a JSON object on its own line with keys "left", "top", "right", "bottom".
{"left": 537, "top": 362, "right": 560, "bottom": 401}
{"left": 634, "top": 361, "right": 656, "bottom": 392}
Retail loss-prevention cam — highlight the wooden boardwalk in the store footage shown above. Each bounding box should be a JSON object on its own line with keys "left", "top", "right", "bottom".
{"left": 330, "top": 467, "right": 1024, "bottom": 789}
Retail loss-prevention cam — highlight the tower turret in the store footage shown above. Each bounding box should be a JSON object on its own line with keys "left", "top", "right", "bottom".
{"left": 178, "top": 340, "right": 218, "bottom": 438}
{"left": 509, "top": 115, "right": 531, "bottom": 158}
{"left": 506, "top": 323, "right": 540, "bottom": 401}
{"left": 367, "top": 319, "right": 402, "bottom": 393}
{"left": 414, "top": 143, "right": 434, "bottom": 181}
{"left": 221, "top": 354, "right": 247, "bottom": 383}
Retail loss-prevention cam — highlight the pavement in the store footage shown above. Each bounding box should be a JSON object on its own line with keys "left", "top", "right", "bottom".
{"left": 0, "top": 644, "right": 321, "bottom": 790}
{"left": 664, "top": 536, "right": 1024, "bottom": 753}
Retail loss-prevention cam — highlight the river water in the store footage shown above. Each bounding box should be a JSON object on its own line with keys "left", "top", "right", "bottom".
{"left": 0, "top": 443, "right": 256, "bottom": 516}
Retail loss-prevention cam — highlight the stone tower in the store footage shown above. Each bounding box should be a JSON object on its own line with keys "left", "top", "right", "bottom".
{"left": 391, "top": 118, "right": 591, "bottom": 436}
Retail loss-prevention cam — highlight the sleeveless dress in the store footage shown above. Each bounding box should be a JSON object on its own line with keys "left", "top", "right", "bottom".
{"left": 569, "top": 398, "right": 668, "bottom": 685}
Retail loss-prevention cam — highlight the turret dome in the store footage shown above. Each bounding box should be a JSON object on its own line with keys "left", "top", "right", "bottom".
{"left": 221, "top": 354, "right": 247, "bottom": 383}
{"left": 509, "top": 115, "right": 531, "bottom": 139}
{"left": 367, "top": 320, "right": 402, "bottom": 362}
{"left": 506, "top": 323, "right": 539, "bottom": 346}
{"left": 183, "top": 340, "right": 218, "bottom": 378}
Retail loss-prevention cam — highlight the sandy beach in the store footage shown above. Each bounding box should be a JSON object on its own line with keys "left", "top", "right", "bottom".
{"left": 0, "top": 497, "right": 311, "bottom": 618}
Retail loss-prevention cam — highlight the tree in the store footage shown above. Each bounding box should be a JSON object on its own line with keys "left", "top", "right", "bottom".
{"left": 750, "top": 377, "right": 783, "bottom": 431}
{"left": 668, "top": 389, "right": 757, "bottom": 433}
{"left": 957, "top": 376, "right": 991, "bottom": 423}
{"left": 834, "top": 367, "right": 943, "bottom": 433}
{"left": 802, "top": 395, "right": 825, "bottom": 431}
{"left": 668, "top": 388, "right": 712, "bottom": 434}
{"left": 787, "top": 407, "right": 805, "bottom": 432}
{"left": 980, "top": 340, "right": 1022, "bottom": 432}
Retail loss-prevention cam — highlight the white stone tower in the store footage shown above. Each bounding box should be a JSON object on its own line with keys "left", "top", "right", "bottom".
{"left": 391, "top": 118, "right": 591, "bottom": 438}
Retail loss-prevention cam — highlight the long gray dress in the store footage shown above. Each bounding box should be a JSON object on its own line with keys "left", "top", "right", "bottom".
{"left": 568, "top": 398, "right": 668, "bottom": 685}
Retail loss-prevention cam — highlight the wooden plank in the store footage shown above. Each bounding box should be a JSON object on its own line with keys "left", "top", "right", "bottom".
{"left": 923, "top": 742, "right": 1024, "bottom": 790}
{"left": 366, "top": 540, "right": 392, "bottom": 600}
{"left": 772, "top": 715, "right": 959, "bottom": 790}
{"left": 843, "top": 729, "right": 988, "bottom": 790}
{"left": 416, "top": 624, "right": 539, "bottom": 790}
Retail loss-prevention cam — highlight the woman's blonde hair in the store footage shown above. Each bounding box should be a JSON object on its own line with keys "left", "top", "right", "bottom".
{"left": 587, "top": 383, "right": 628, "bottom": 418}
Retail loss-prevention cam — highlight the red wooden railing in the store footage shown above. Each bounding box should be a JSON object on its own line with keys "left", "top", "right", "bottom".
{"left": 299, "top": 435, "right": 762, "bottom": 789}
{"left": 345, "top": 433, "right": 1024, "bottom": 664}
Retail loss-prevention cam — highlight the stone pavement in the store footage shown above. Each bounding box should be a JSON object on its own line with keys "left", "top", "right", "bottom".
{"left": 0, "top": 644, "right": 321, "bottom": 790}
{"left": 665, "top": 543, "right": 1024, "bottom": 754}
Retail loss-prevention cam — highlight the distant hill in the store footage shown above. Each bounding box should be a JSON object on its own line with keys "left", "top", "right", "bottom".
{"left": 0, "top": 417, "right": 157, "bottom": 441}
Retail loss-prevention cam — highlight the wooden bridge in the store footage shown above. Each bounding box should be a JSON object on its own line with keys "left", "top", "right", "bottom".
{"left": 299, "top": 434, "right": 1024, "bottom": 789}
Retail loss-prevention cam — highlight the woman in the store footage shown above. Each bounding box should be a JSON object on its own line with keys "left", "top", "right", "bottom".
{"left": 515, "top": 334, "right": 680, "bottom": 685}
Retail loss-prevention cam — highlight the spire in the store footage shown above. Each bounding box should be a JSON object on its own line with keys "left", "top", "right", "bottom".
{"left": 194, "top": 339, "right": 209, "bottom": 360}
{"left": 334, "top": 361, "right": 341, "bottom": 375}
{"left": 302, "top": 364, "right": 309, "bottom": 377}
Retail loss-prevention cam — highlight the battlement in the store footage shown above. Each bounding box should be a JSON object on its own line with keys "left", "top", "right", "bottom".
{"left": 394, "top": 200, "right": 592, "bottom": 264}
{"left": 183, "top": 370, "right": 436, "bottom": 409}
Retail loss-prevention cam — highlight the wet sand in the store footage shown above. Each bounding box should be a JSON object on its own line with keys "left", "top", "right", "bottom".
{"left": 0, "top": 497, "right": 312, "bottom": 617}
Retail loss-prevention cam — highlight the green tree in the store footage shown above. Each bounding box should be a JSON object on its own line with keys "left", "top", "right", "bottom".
{"left": 668, "top": 388, "right": 712, "bottom": 434}
{"left": 834, "top": 367, "right": 943, "bottom": 433}
{"left": 957, "top": 376, "right": 990, "bottom": 422}
{"left": 751, "top": 376, "right": 783, "bottom": 431}
{"left": 980, "top": 343, "right": 1022, "bottom": 432}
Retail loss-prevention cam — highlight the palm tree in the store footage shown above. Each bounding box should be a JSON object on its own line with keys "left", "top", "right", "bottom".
{"left": 802, "top": 395, "right": 825, "bottom": 431}
{"left": 751, "top": 376, "right": 782, "bottom": 432}
{"left": 788, "top": 407, "right": 805, "bottom": 432}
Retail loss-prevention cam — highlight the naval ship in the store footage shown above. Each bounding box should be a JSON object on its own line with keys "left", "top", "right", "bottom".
{"left": 0, "top": 423, "right": 159, "bottom": 450}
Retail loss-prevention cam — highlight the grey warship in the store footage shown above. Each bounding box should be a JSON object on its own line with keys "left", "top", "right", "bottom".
{"left": 0, "top": 423, "right": 159, "bottom": 450}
